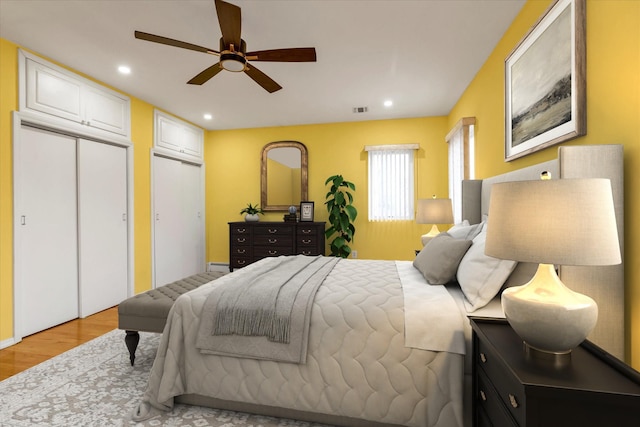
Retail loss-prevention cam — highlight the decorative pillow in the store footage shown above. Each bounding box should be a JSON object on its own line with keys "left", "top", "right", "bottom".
{"left": 456, "top": 230, "right": 517, "bottom": 312}
{"left": 413, "top": 233, "right": 472, "bottom": 285}
{"left": 503, "top": 262, "right": 538, "bottom": 289}
{"left": 447, "top": 220, "right": 484, "bottom": 241}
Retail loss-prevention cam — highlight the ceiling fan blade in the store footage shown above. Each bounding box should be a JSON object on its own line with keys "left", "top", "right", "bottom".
{"left": 244, "top": 64, "right": 282, "bottom": 93}
{"left": 246, "top": 47, "right": 317, "bottom": 62}
{"left": 187, "top": 63, "right": 223, "bottom": 85}
{"left": 215, "top": 0, "right": 241, "bottom": 49}
{"left": 134, "top": 31, "right": 219, "bottom": 55}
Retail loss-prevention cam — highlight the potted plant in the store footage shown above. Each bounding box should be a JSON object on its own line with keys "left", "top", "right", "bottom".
{"left": 324, "top": 175, "right": 357, "bottom": 258}
{"left": 240, "top": 203, "right": 264, "bottom": 222}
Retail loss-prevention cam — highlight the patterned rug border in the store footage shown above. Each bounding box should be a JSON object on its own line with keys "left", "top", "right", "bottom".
{"left": 0, "top": 329, "right": 331, "bottom": 427}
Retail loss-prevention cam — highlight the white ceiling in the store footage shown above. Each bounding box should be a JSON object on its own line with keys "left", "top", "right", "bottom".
{"left": 0, "top": 0, "right": 525, "bottom": 130}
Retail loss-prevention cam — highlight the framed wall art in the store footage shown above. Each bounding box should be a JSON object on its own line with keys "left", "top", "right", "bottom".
{"left": 300, "top": 201, "right": 314, "bottom": 222}
{"left": 504, "top": 0, "right": 586, "bottom": 161}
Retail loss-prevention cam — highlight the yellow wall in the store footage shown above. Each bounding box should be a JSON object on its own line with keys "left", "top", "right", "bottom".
{"left": 204, "top": 117, "right": 449, "bottom": 263}
{"left": 449, "top": 0, "right": 640, "bottom": 368}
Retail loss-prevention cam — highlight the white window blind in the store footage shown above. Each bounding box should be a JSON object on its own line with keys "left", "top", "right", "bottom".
{"left": 366, "top": 144, "right": 418, "bottom": 221}
{"left": 446, "top": 118, "right": 475, "bottom": 224}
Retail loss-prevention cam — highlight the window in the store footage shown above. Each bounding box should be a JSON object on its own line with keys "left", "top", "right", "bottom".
{"left": 446, "top": 117, "right": 475, "bottom": 223}
{"left": 366, "top": 144, "right": 418, "bottom": 221}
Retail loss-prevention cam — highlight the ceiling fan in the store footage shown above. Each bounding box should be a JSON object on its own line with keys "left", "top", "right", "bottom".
{"left": 134, "top": 0, "right": 317, "bottom": 93}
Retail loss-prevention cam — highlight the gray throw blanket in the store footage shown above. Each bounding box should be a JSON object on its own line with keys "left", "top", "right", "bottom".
{"left": 196, "top": 255, "right": 339, "bottom": 363}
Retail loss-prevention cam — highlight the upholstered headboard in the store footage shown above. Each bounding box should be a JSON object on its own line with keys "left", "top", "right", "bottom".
{"left": 461, "top": 145, "right": 625, "bottom": 360}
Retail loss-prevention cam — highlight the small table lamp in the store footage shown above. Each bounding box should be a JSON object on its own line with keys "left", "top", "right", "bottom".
{"left": 416, "top": 196, "right": 453, "bottom": 246}
{"left": 485, "top": 178, "right": 621, "bottom": 357}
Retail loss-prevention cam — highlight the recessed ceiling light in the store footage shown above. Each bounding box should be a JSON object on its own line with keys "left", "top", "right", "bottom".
{"left": 203, "top": 113, "right": 213, "bottom": 120}
{"left": 118, "top": 65, "right": 131, "bottom": 75}
{"left": 384, "top": 100, "right": 393, "bottom": 107}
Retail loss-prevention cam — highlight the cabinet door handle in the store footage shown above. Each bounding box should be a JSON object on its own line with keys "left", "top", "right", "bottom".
{"left": 480, "top": 353, "right": 487, "bottom": 363}
{"left": 479, "top": 390, "right": 487, "bottom": 401}
{"left": 21, "top": 215, "right": 26, "bottom": 225}
{"left": 508, "top": 394, "right": 519, "bottom": 408}
{"left": 268, "top": 238, "right": 277, "bottom": 244}
{"left": 268, "top": 228, "right": 277, "bottom": 234}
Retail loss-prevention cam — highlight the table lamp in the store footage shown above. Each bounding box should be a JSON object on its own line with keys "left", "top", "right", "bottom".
{"left": 485, "top": 178, "right": 621, "bottom": 357}
{"left": 416, "top": 196, "right": 453, "bottom": 246}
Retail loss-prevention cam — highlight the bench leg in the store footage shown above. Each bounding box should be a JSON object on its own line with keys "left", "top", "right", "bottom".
{"left": 125, "top": 330, "right": 140, "bottom": 366}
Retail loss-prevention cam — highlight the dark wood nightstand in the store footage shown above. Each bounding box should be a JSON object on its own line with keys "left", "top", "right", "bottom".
{"left": 470, "top": 317, "right": 640, "bottom": 427}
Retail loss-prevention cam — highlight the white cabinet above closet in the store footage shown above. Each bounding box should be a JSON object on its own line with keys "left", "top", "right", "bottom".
{"left": 19, "top": 50, "right": 131, "bottom": 139}
{"left": 154, "top": 110, "right": 204, "bottom": 160}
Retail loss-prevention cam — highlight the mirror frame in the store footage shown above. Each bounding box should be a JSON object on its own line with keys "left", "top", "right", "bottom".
{"left": 261, "top": 141, "right": 308, "bottom": 212}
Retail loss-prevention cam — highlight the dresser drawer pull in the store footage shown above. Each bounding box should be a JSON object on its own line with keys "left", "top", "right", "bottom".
{"left": 237, "top": 228, "right": 247, "bottom": 233}
{"left": 480, "top": 353, "right": 487, "bottom": 363}
{"left": 302, "top": 229, "right": 312, "bottom": 234}
{"left": 237, "top": 238, "right": 246, "bottom": 243}
{"left": 302, "top": 239, "right": 312, "bottom": 244}
{"left": 302, "top": 250, "right": 311, "bottom": 255}
{"left": 480, "top": 390, "right": 487, "bottom": 401}
{"left": 237, "top": 249, "right": 246, "bottom": 254}
{"left": 237, "top": 260, "right": 246, "bottom": 265}
{"left": 508, "top": 394, "right": 519, "bottom": 408}
{"left": 268, "top": 228, "right": 277, "bottom": 234}
{"left": 268, "top": 238, "right": 277, "bottom": 244}
{"left": 269, "top": 250, "right": 277, "bottom": 255}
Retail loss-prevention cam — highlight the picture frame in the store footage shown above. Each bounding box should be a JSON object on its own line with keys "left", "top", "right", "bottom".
{"left": 504, "top": 0, "right": 585, "bottom": 162}
{"left": 299, "top": 201, "right": 314, "bottom": 222}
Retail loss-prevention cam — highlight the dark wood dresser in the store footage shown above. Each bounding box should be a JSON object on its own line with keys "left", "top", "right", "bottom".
{"left": 228, "top": 221, "right": 325, "bottom": 271}
{"left": 470, "top": 318, "right": 640, "bottom": 427}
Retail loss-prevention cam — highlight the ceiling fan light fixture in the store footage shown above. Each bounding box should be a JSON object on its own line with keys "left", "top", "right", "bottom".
{"left": 220, "top": 52, "right": 246, "bottom": 72}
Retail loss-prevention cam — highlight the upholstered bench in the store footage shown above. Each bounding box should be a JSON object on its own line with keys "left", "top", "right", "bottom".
{"left": 118, "top": 271, "right": 227, "bottom": 365}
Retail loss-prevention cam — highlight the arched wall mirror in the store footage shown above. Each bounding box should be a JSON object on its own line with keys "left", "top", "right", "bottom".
{"left": 261, "top": 141, "right": 308, "bottom": 212}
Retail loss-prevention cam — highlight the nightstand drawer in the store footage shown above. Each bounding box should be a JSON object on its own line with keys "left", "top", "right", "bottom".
{"left": 477, "top": 336, "right": 526, "bottom": 425}
{"left": 477, "top": 369, "right": 518, "bottom": 427}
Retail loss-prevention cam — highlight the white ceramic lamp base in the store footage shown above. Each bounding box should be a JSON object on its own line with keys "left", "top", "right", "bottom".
{"left": 501, "top": 263, "right": 598, "bottom": 355}
{"left": 420, "top": 224, "right": 441, "bottom": 247}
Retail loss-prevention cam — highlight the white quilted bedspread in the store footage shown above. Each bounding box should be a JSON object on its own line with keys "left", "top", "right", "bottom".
{"left": 134, "top": 258, "right": 465, "bottom": 427}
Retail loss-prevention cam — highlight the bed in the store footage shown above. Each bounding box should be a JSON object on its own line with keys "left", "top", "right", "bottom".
{"left": 133, "top": 144, "right": 624, "bottom": 427}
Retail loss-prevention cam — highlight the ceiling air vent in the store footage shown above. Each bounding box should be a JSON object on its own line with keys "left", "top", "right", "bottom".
{"left": 352, "top": 106, "right": 368, "bottom": 113}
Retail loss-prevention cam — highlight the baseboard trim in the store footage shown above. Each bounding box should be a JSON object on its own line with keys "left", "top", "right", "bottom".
{"left": 0, "top": 336, "right": 20, "bottom": 350}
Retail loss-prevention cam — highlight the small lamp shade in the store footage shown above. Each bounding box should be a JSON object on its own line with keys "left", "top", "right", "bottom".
{"left": 416, "top": 198, "right": 453, "bottom": 246}
{"left": 485, "top": 178, "right": 621, "bottom": 356}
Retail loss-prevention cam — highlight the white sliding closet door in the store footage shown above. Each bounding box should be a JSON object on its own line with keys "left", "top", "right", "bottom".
{"left": 78, "top": 139, "right": 128, "bottom": 317}
{"left": 17, "top": 126, "right": 79, "bottom": 336}
{"left": 153, "top": 156, "right": 204, "bottom": 287}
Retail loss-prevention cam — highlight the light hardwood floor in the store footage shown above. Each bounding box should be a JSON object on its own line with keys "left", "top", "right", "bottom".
{"left": 0, "top": 306, "right": 118, "bottom": 381}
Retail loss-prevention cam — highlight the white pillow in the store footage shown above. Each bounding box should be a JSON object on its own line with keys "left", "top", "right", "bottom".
{"left": 447, "top": 220, "right": 484, "bottom": 241}
{"left": 456, "top": 230, "right": 517, "bottom": 312}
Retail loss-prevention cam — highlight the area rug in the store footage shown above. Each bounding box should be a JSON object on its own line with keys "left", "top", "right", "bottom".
{"left": 0, "top": 330, "right": 331, "bottom": 427}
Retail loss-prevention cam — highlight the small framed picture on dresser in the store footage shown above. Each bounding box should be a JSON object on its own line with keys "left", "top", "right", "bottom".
{"left": 300, "top": 201, "right": 314, "bottom": 222}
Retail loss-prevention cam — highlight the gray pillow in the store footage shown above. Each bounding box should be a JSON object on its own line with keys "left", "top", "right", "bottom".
{"left": 413, "top": 233, "right": 472, "bottom": 285}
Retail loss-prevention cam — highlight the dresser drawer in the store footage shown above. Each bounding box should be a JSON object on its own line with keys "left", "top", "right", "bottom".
{"left": 230, "top": 224, "right": 251, "bottom": 235}
{"left": 477, "top": 369, "right": 518, "bottom": 427}
{"left": 230, "top": 234, "right": 251, "bottom": 246}
{"left": 230, "top": 256, "right": 252, "bottom": 269}
{"left": 253, "top": 224, "right": 294, "bottom": 236}
{"left": 254, "top": 235, "right": 293, "bottom": 246}
{"left": 476, "top": 333, "right": 526, "bottom": 425}
{"left": 254, "top": 246, "right": 294, "bottom": 258}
